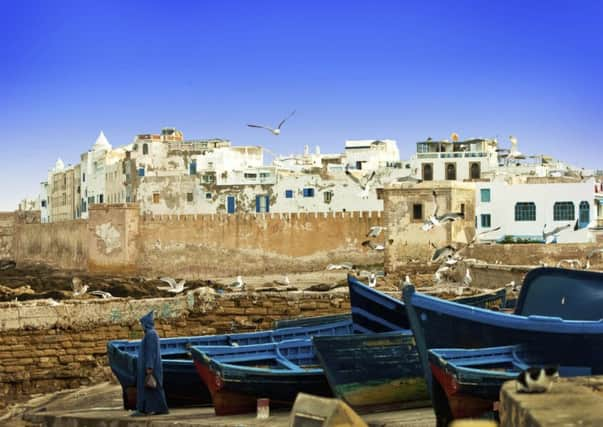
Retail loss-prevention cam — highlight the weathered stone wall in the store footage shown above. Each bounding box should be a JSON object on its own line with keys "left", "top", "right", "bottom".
{"left": 139, "top": 210, "right": 384, "bottom": 277}
{"left": 88, "top": 204, "right": 140, "bottom": 273}
{"left": 13, "top": 220, "right": 88, "bottom": 271}
{"left": 0, "top": 212, "right": 14, "bottom": 260}
{"left": 0, "top": 289, "right": 350, "bottom": 407}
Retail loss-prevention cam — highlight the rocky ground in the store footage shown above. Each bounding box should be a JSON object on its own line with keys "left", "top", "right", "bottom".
{"left": 0, "top": 261, "right": 443, "bottom": 303}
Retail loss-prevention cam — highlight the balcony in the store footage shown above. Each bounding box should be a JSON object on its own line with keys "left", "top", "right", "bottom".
{"left": 416, "top": 152, "right": 487, "bottom": 159}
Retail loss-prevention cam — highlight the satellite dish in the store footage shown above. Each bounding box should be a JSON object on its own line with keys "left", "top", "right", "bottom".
{"left": 451, "top": 132, "right": 459, "bottom": 142}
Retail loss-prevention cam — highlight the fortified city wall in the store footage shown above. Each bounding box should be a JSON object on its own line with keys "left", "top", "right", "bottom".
{"left": 10, "top": 205, "right": 384, "bottom": 277}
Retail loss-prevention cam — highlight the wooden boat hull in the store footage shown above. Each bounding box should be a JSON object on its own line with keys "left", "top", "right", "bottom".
{"left": 194, "top": 359, "right": 331, "bottom": 415}
{"left": 348, "top": 275, "right": 507, "bottom": 334}
{"left": 108, "top": 318, "right": 352, "bottom": 409}
{"left": 313, "top": 331, "right": 429, "bottom": 413}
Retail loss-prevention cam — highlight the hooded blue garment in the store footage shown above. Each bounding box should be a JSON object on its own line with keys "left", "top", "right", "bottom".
{"left": 136, "top": 310, "right": 169, "bottom": 414}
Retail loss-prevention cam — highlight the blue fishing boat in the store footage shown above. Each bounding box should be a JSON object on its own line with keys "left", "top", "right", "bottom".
{"left": 402, "top": 267, "right": 603, "bottom": 425}
{"left": 108, "top": 318, "right": 353, "bottom": 409}
{"left": 274, "top": 313, "right": 351, "bottom": 329}
{"left": 313, "top": 331, "right": 430, "bottom": 412}
{"left": 348, "top": 275, "right": 507, "bottom": 333}
{"left": 191, "top": 339, "right": 331, "bottom": 415}
{"left": 428, "top": 345, "right": 592, "bottom": 423}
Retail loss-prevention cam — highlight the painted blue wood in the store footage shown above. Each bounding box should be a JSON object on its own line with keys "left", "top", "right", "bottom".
{"left": 348, "top": 275, "right": 507, "bottom": 334}
{"left": 429, "top": 344, "right": 593, "bottom": 402}
{"left": 108, "top": 318, "right": 353, "bottom": 408}
{"left": 227, "top": 196, "right": 236, "bottom": 214}
{"left": 274, "top": 313, "right": 351, "bottom": 329}
{"left": 191, "top": 338, "right": 332, "bottom": 403}
{"left": 514, "top": 267, "right": 603, "bottom": 319}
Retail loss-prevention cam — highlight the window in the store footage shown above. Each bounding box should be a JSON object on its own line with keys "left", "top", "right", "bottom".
{"left": 99, "top": 194, "right": 104, "bottom": 204}
{"left": 259, "top": 172, "right": 270, "bottom": 178}
{"left": 142, "top": 143, "right": 149, "bottom": 155}
{"left": 445, "top": 163, "right": 457, "bottom": 180}
{"left": 82, "top": 173, "right": 86, "bottom": 182}
{"left": 579, "top": 201, "right": 590, "bottom": 226}
{"left": 413, "top": 203, "right": 423, "bottom": 220}
{"left": 189, "top": 160, "right": 197, "bottom": 175}
{"left": 152, "top": 193, "right": 160, "bottom": 204}
{"left": 256, "top": 195, "right": 270, "bottom": 213}
{"left": 356, "top": 161, "right": 363, "bottom": 170}
{"left": 205, "top": 192, "right": 212, "bottom": 199}
{"left": 324, "top": 191, "right": 333, "bottom": 203}
{"left": 460, "top": 203, "right": 465, "bottom": 216}
{"left": 303, "top": 188, "right": 315, "bottom": 198}
{"left": 422, "top": 163, "right": 433, "bottom": 181}
{"left": 81, "top": 200, "right": 87, "bottom": 213}
{"left": 470, "top": 162, "right": 481, "bottom": 180}
{"left": 480, "top": 189, "right": 491, "bottom": 203}
{"left": 138, "top": 168, "right": 145, "bottom": 177}
{"left": 481, "top": 214, "right": 491, "bottom": 228}
{"left": 515, "top": 202, "right": 536, "bottom": 221}
{"left": 244, "top": 173, "right": 257, "bottom": 179}
{"left": 186, "top": 192, "right": 194, "bottom": 202}
{"left": 285, "top": 190, "right": 293, "bottom": 199}
{"left": 41, "top": 200, "right": 46, "bottom": 208}
{"left": 227, "top": 196, "right": 236, "bottom": 214}
{"left": 203, "top": 174, "right": 214, "bottom": 183}
{"left": 553, "top": 202, "right": 575, "bottom": 221}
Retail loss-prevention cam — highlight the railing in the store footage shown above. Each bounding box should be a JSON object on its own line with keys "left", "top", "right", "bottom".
{"left": 416, "top": 152, "right": 487, "bottom": 159}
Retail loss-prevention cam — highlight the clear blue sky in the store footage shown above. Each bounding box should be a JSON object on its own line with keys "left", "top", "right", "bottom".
{"left": 1, "top": 0, "right": 602, "bottom": 210}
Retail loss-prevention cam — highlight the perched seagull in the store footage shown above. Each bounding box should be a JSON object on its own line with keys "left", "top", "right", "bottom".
{"left": 401, "top": 275, "right": 413, "bottom": 290}
{"left": 158, "top": 277, "right": 187, "bottom": 294}
{"left": 274, "top": 275, "right": 290, "bottom": 286}
{"left": 230, "top": 275, "right": 246, "bottom": 291}
{"left": 463, "top": 268, "right": 472, "bottom": 287}
{"left": 542, "top": 223, "right": 573, "bottom": 244}
{"left": 367, "top": 226, "right": 386, "bottom": 238}
{"left": 421, "top": 191, "right": 464, "bottom": 231}
{"left": 516, "top": 366, "right": 559, "bottom": 393}
{"left": 556, "top": 259, "right": 582, "bottom": 269}
{"left": 72, "top": 277, "right": 88, "bottom": 297}
{"left": 505, "top": 280, "right": 520, "bottom": 293}
{"left": 247, "top": 110, "right": 295, "bottom": 136}
{"left": 368, "top": 273, "right": 377, "bottom": 288}
{"left": 362, "top": 240, "right": 385, "bottom": 251}
{"left": 326, "top": 262, "right": 354, "bottom": 271}
{"left": 585, "top": 248, "right": 603, "bottom": 269}
{"left": 90, "top": 290, "right": 113, "bottom": 299}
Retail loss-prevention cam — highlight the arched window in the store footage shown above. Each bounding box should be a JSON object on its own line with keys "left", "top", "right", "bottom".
{"left": 446, "top": 163, "right": 457, "bottom": 180}
{"left": 579, "top": 201, "right": 590, "bottom": 226}
{"left": 470, "top": 162, "right": 481, "bottom": 180}
{"left": 515, "top": 202, "right": 536, "bottom": 221}
{"left": 422, "top": 163, "right": 433, "bottom": 181}
{"left": 553, "top": 202, "right": 575, "bottom": 221}
{"left": 142, "top": 143, "right": 149, "bottom": 155}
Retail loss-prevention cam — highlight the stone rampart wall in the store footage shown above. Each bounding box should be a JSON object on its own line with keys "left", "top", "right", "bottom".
{"left": 0, "top": 289, "right": 350, "bottom": 407}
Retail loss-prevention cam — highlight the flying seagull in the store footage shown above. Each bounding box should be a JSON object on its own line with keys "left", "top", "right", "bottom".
{"left": 362, "top": 240, "right": 385, "bottom": 251}
{"left": 158, "top": 277, "right": 187, "bottom": 293}
{"left": 542, "top": 223, "right": 573, "bottom": 244}
{"left": 345, "top": 166, "right": 377, "bottom": 199}
{"left": 90, "top": 290, "right": 113, "bottom": 299}
{"left": 421, "top": 191, "right": 464, "bottom": 231}
{"left": 367, "top": 226, "right": 386, "bottom": 238}
{"left": 72, "top": 277, "right": 88, "bottom": 297}
{"left": 247, "top": 110, "right": 295, "bottom": 136}
{"left": 326, "top": 262, "right": 354, "bottom": 271}
{"left": 430, "top": 242, "right": 458, "bottom": 263}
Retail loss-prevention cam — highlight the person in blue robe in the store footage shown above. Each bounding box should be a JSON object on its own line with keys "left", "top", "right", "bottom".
{"left": 131, "top": 310, "right": 169, "bottom": 416}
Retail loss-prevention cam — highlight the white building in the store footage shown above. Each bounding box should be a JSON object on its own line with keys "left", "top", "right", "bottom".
{"left": 39, "top": 182, "right": 49, "bottom": 223}
{"left": 475, "top": 178, "right": 597, "bottom": 243}
{"left": 345, "top": 139, "right": 400, "bottom": 171}
{"left": 80, "top": 131, "right": 113, "bottom": 219}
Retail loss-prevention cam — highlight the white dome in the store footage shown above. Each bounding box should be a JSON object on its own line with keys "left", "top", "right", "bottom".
{"left": 54, "top": 158, "right": 65, "bottom": 171}
{"left": 93, "top": 130, "right": 112, "bottom": 152}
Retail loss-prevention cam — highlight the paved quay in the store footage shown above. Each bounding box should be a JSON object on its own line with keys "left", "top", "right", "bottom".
{"left": 17, "top": 382, "right": 435, "bottom": 427}
{"left": 499, "top": 375, "right": 603, "bottom": 427}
